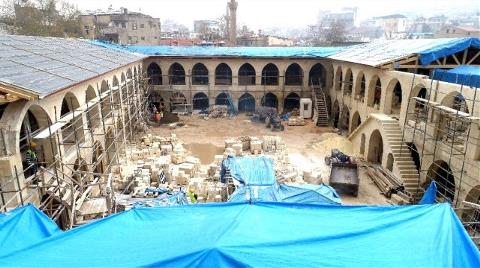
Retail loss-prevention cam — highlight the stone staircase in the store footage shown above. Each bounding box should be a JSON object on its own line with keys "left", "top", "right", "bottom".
{"left": 313, "top": 87, "right": 329, "bottom": 127}
{"left": 379, "top": 117, "right": 423, "bottom": 199}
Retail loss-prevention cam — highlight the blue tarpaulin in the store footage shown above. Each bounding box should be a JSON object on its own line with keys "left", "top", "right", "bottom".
{"left": 418, "top": 38, "right": 480, "bottom": 65}
{"left": 90, "top": 40, "right": 345, "bottom": 58}
{"left": 419, "top": 181, "right": 438, "bottom": 205}
{"left": 221, "top": 156, "right": 276, "bottom": 186}
{"left": 229, "top": 183, "right": 341, "bottom": 205}
{"left": 0, "top": 204, "right": 61, "bottom": 257}
{"left": 1, "top": 202, "right": 478, "bottom": 267}
{"left": 432, "top": 65, "right": 480, "bottom": 88}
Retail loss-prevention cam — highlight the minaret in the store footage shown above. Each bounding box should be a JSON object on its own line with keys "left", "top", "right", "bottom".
{"left": 228, "top": 0, "right": 237, "bottom": 45}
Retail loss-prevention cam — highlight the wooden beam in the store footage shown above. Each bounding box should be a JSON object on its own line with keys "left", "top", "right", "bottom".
{"left": 462, "top": 48, "right": 469, "bottom": 64}
{"left": 452, "top": 54, "right": 461, "bottom": 65}
{"left": 467, "top": 50, "right": 480, "bottom": 65}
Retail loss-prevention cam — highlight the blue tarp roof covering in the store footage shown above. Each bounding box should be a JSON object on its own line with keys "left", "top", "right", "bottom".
{"left": 229, "top": 183, "right": 341, "bottom": 205}
{"left": 432, "top": 65, "right": 480, "bottom": 88}
{"left": 1, "top": 202, "right": 478, "bottom": 267}
{"left": 91, "top": 40, "right": 345, "bottom": 58}
{"left": 419, "top": 38, "right": 480, "bottom": 65}
{"left": 221, "top": 156, "right": 276, "bottom": 186}
{"left": 0, "top": 204, "right": 61, "bottom": 257}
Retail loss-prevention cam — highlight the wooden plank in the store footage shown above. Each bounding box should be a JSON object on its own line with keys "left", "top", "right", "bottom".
{"left": 33, "top": 122, "right": 67, "bottom": 139}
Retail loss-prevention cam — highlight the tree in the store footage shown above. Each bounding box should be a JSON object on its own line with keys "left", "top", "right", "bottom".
{"left": 0, "top": 0, "right": 81, "bottom": 37}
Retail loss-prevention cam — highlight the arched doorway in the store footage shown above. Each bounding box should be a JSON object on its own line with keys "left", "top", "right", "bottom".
{"left": 170, "top": 92, "right": 187, "bottom": 111}
{"left": 148, "top": 91, "right": 164, "bottom": 112}
{"left": 192, "top": 63, "right": 209, "bottom": 85}
{"left": 340, "top": 105, "right": 350, "bottom": 131}
{"left": 386, "top": 153, "right": 394, "bottom": 171}
{"left": 332, "top": 101, "right": 340, "bottom": 128}
{"left": 436, "top": 92, "right": 469, "bottom": 142}
{"left": 193, "top": 92, "right": 209, "bottom": 110}
{"left": 168, "top": 63, "right": 186, "bottom": 85}
{"left": 426, "top": 160, "right": 456, "bottom": 202}
{"left": 351, "top": 112, "right": 361, "bottom": 133}
{"left": 19, "top": 105, "right": 54, "bottom": 177}
{"left": 367, "top": 76, "right": 381, "bottom": 108}
{"left": 261, "top": 93, "right": 278, "bottom": 109}
{"left": 463, "top": 185, "right": 480, "bottom": 229}
{"left": 283, "top": 92, "right": 300, "bottom": 112}
{"left": 334, "top": 67, "right": 342, "bottom": 91}
{"left": 285, "top": 63, "right": 303, "bottom": 85}
{"left": 343, "top": 69, "right": 353, "bottom": 96}
{"left": 355, "top": 72, "right": 366, "bottom": 102}
{"left": 368, "top": 130, "right": 383, "bottom": 164}
{"left": 261, "top": 63, "right": 279, "bottom": 85}
{"left": 388, "top": 80, "right": 402, "bottom": 114}
{"left": 238, "top": 93, "right": 255, "bottom": 113}
{"left": 216, "top": 92, "right": 229, "bottom": 106}
{"left": 215, "top": 63, "right": 232, "bottom": 85}
{"left": 407, "top": 143, "right": 421, "bottom": 172}
{"left": 147, "top": 62, "right": 162, "bottom": 85}
{"left": 238, "top": 63, "right": 256, "bottom": 85}
{"left": 309, "top": 63, "right": 327, "bottom": 87}
{"left": 60, "top": 92, "right": 84, "bottom": 152}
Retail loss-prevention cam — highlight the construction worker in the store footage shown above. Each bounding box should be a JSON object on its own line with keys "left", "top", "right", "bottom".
{"left": 25, "top": 142, "right": 38, "bottom": 183}
{"left": 188, "top": 188, "right": 198, "bottom": 204}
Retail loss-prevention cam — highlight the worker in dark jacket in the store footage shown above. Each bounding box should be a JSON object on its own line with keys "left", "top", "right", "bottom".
{"left": 25, "top": 142, "right": 38, "bottom": 183}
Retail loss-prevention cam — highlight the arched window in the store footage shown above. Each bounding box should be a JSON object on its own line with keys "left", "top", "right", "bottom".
{"left": 238, "top": 63, "right": 256, "bottom": 85}
{"left": 309, "top": 63, "right": 327, "bottom": 87}
{"left": 147, "top": 63, "right": 162, "bottom": 85}
{"left": 285, "top": 63, "right": 303, "bottom": 86}
{"left": 215, "top": 63, "right": 232, "bottom": 85}
{"left": 261, "top": 64, "right": 279, "bottom": 85}
{"left": 192, "top": 63, "right": 209, "bottom": 85}
{"left": 168, "top": 63, "right": 186, "bottom": 85}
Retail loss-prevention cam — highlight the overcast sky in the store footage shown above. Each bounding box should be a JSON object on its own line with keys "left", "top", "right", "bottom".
{"left": 68, "top": 0, "right": 479, "bottom": 30}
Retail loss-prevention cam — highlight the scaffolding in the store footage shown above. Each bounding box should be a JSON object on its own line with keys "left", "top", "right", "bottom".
{"left": 0, "top": 69, "right": 151, "bottom": 229}
{"left": 400, "top": 71, "right": 480, "bottom": 246}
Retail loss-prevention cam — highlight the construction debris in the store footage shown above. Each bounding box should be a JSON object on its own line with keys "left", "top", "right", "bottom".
{"left": 287, "top": 116, "right": 306, "bottom": 126}
{"left": 363, "top": 162, "right": 412, "bottom": 204}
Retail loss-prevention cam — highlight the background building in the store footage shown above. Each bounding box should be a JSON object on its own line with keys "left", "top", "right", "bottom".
{"left": 435, "top": 25, "right": 480, "bottom": 38}
{"left": 80, "top": 7, "right": 161, "bottom": 45}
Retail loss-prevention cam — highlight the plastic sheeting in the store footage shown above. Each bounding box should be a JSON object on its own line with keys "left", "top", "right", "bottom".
{"left": 229, "top": 183, "right": 341, "bottom": 205}
{"left": 91, "top": 40, "right": 345, "bottom": 58}
{"left": 221, "top": 156, "right": 276, "bottom": 186}
{"left": 419, "top": 181, "right": 438, "bottom": 205}
{"left": 0, "top": 204, "right": 61, "bottom": 257}
{"left": 1, "top": 202, "right": 479, "bottom": 267}
{"left": 419, "top": 38, "right": 480, "bottom": 65}
{"left": 432, "top": 65, "right": 480, "bottom": 88}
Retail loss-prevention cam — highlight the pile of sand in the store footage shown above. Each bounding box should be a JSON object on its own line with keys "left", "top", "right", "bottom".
{"left": 312, "top": 133, "right": 354, "bottom": 156}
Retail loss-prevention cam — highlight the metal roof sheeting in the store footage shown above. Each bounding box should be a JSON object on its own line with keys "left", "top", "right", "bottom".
{"left": 329, "top": 38, "right": 480, "bottom": 67}
{"left": 0, "top": 34, "right": 145, "bottom": 98}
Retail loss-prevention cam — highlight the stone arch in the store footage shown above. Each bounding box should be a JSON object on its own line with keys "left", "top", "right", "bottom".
{"left": 367, "top": 75, "right": 381, "bottom": 108}
{"left": 238, "top": 63, "right": 256, "bottom": 85}
{"left": 192, "top": 63, "right": 209, "bottom": 85}
{"left": 334, "top": 66, "right": 342, "bottom": 91}
{"left": 354, "top": 72, "right": 366, "bottom": 102}
{"left": 261, "top": 63, "right": 279, "bottom": 85}
{"left": 168, "top": 62, "right": 186, "bottom": 85}
{"left": 283, "top": 92, "right": 300, "bottom": 112}
{"left": 368, "top": 129, "right": 383, "bottom": 164}
{"left": 463, "top": 185, "right": 480, "bottom": 224}
{"left": 436, "top": 92, "right": 470, "bottom": 142}
{"left": 238, "top": 93, "right": 256, "bottom": 113}
{"left": 350, "top": 111, "right": 361, "bottom": 133}
{"left": 147, "top": 62, "right": 162, "bottom": 85}
{"left": 215, "top": 63, "right": 232, "bottom": 85}
{"left": 343, "top": 68, "right": 353, "bottom": 96}
{"left": 261, "top": 92, "right": 278, "bottom": 109}
{"left": 216, "top": 92, "right": 229, "bottom": 106}
{"left": 285, "top": 63, "right": 303, "bottom": 86}
{"left": 308, "top": 63, "right": 327, "bottom": 87}
{"left": 360, "top": 134, "right": 366, "bottom": 155}
{"left": 426, "top": 160, "right": 456, "bottom": 202}
{"left": 193, "top": 92, "right": 209, "bottom": 110}
{"left": 386, "top": 153, "right": 394, "bottom": 171}
{"left": 340, "top": 105, "right": 350, "bottom": 131}
{"left": 60, "top": 92, "right": 84, "bottom": 151}
{"left": 385, "top": 79, "right": 402, "bottom": 114}
{"left": 19, "top": 104, "right": 55, "bottom": 175}
{"left": 86, "top": 85, "right": 100, "bottom": 129}
{"left": 92, "top": 141, "right": 105, "bottom": 175}
{"left": 170, "top": 92, "right": 187, "bottom": 111}
{"left": 332, "top": 100, "right": 340, "bottom": 128}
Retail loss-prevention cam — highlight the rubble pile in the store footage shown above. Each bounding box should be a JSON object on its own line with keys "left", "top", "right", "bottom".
{"left": 287, "top": 116, "right": 306, "bottom": 126}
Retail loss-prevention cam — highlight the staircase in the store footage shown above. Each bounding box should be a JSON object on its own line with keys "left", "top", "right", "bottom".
{"left": 378, "top": 117, "right": 423, "bottom": 199}
{"left": 313, "top": 86, "right": 329, "bottom": 127}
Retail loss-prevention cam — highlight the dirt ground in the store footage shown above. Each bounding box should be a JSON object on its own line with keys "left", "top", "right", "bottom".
{"left": 149, "top": 114, "right": 389, "bottom": 205}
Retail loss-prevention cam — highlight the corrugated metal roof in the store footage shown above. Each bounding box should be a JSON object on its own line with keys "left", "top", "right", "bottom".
{"left": 0, "top": 34, "right": 145, "bottom": 98}
{"left": 329, "top": 38, "right": 480, "bottom": 67}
